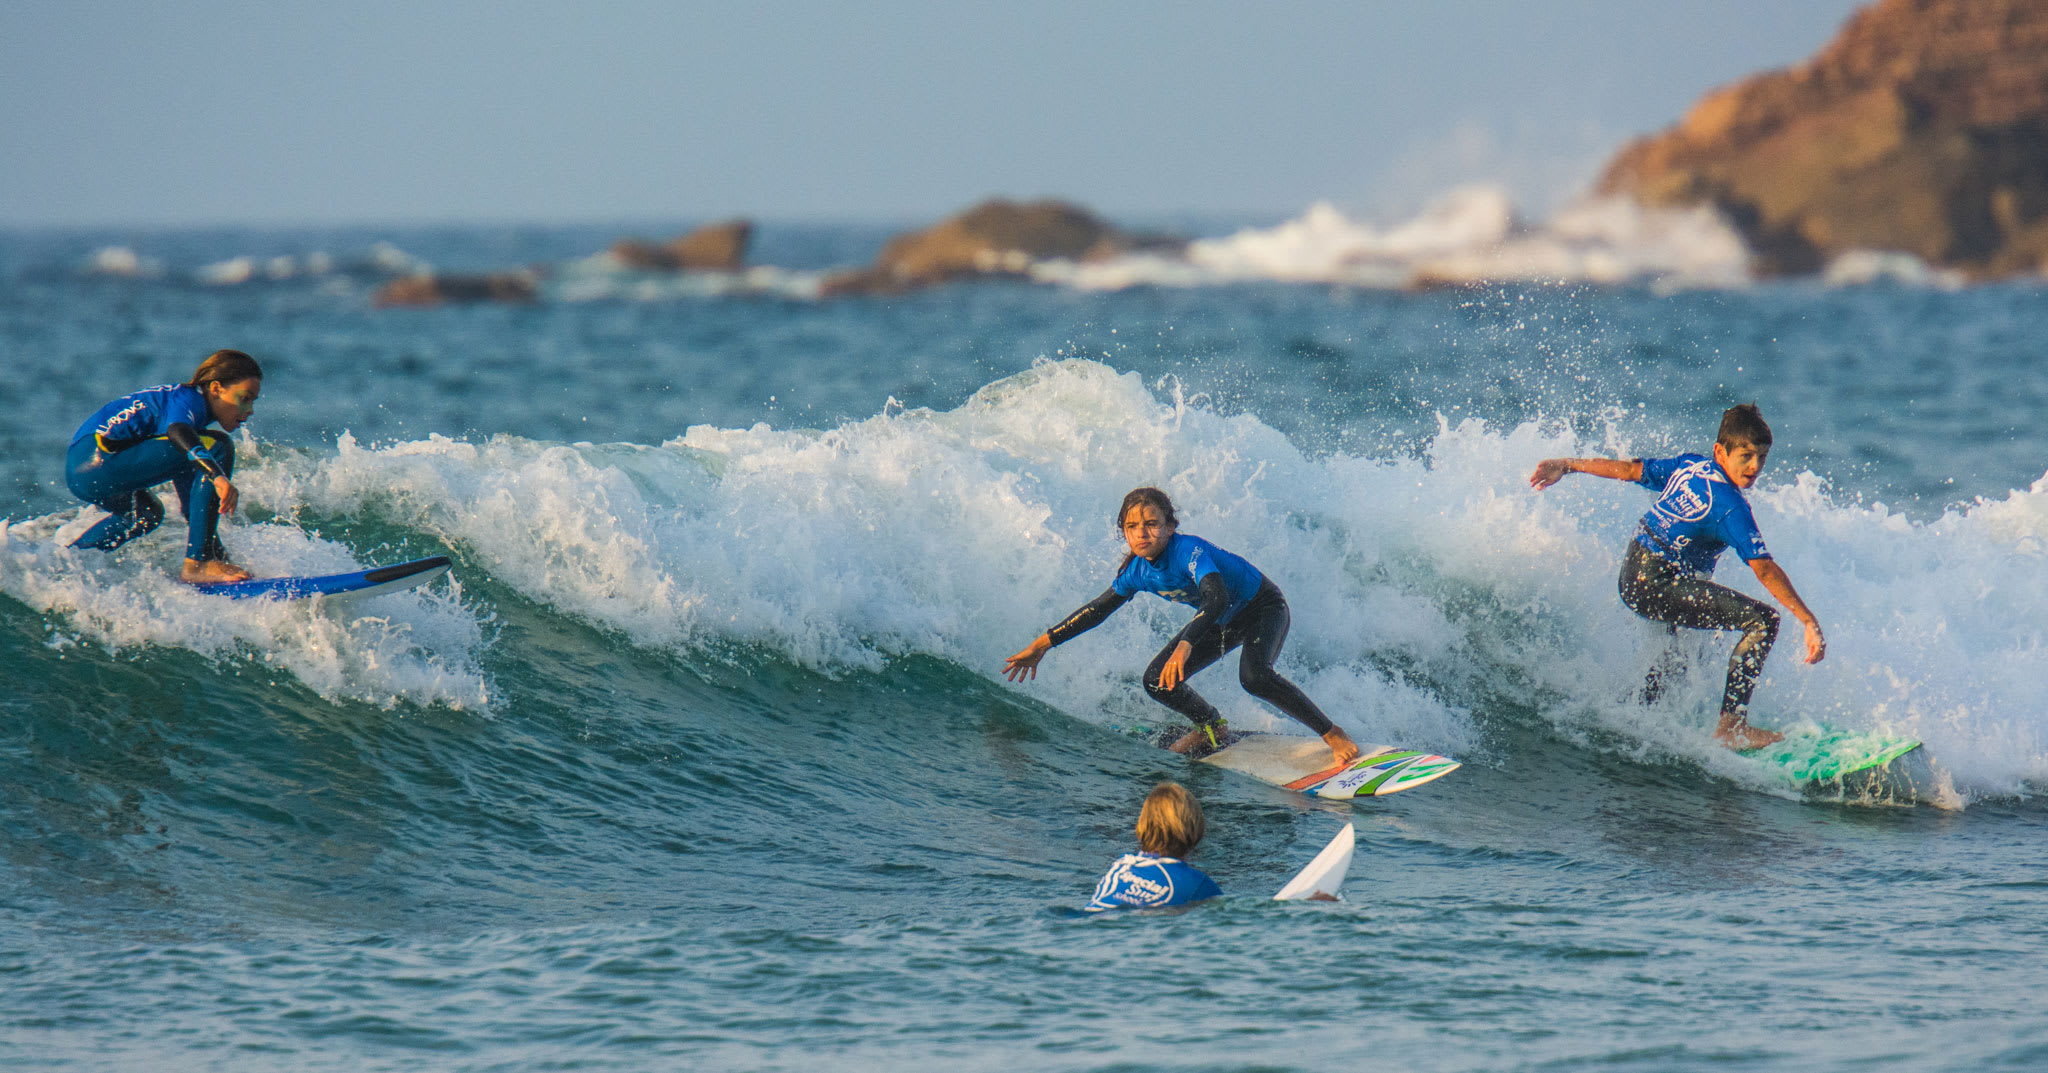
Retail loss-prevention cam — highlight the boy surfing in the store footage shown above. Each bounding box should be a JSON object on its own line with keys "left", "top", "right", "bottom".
{"left": 1003, "top": 487, "right": 1362, "bottom": 767}
{"left": 1529, "top": 403, "right": 1825, "bottom": 750}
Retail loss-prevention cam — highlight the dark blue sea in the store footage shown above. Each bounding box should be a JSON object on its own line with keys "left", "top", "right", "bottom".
{"left": 4, "top": 220, "right": 2048, "bottom": 1071}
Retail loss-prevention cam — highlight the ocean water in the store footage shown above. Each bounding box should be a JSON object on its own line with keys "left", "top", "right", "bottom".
{"left": 4, "top": 221, "right": 2048, "bottom": 1072}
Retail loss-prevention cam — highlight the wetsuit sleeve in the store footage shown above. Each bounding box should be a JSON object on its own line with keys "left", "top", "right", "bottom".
{"left": 166, "top": 423, "right": 228, "bottom": 480}
{"left": 1718, "top": 501, "right": 1772, "bottom": 562}
{"left": 1168, "top": 573, "right": 1231, "bottom": 648}
{"left": 1635, "top": 456, "right": 1677, "bottom": 489}
{"left": 1047, "top": 587, "right": 1131, "bottom": 646}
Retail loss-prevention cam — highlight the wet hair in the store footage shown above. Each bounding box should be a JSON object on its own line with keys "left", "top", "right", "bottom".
{"left": 1717, "top": 403, "right": 1772, "bottom": 451}
{"left": 185, "top": 349, "right": 263, "bottom": 392}
{"left": 1135, "top": 782, "right": 1206, "bottom": 858}
{"left": 1114, "top": 486, "right": 1177, "bottom": 532}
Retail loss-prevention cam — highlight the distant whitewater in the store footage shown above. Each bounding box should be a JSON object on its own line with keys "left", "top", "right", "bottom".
{"left": 75, "top": 183, "right": 1990, "bottom": 301}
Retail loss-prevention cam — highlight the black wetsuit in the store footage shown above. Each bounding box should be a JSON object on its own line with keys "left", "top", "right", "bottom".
{"left": 1047, "top": 571, "right": 1335, "bottom": 737}
{"left": 1618, "top": 540, "right": 1779, "bottom": 718}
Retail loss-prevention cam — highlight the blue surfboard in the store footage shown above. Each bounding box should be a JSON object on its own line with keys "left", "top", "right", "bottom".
{"left": 189, "top": 555, "right": 452, "bottom": 601}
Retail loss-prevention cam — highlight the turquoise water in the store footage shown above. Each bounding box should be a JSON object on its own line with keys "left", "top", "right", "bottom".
{"left": 5, "top": 226, "right": 2048, "bottom": 1071}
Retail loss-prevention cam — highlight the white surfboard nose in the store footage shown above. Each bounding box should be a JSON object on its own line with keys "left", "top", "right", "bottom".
{"left": 1274, "top": 823, "right": 1355, "bottom": 901}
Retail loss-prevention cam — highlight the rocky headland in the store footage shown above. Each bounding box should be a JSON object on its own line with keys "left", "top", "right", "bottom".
{"left": 1599, "top": 0, "right": 2048, "bottom": 278}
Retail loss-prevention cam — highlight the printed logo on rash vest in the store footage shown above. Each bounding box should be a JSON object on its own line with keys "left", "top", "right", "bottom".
{"left": 1650, "top": 458, "right": 1721, "bottom": 525}
{"left": 96, "top": 400, "right": 149, "bottom": 439}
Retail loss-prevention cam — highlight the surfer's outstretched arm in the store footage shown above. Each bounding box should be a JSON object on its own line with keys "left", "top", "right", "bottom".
{"left": 1003, "top": 587, "right": 1130, "bottom": 681}
{"left": 1529, "top": 457, "right": 1644, "bottom": 489}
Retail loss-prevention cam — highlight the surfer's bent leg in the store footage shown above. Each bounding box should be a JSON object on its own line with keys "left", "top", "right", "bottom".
{"left": 1144, "top": 629, "right": 1229, "bottom": 726}
{"left": 167, "top": 431, "right": 234, "bottom": 561}
{"left": 1229, "top": 581, "right": 1336, "bottom": 736}
{"left": 1618, "top": 542, "right": 1779, "bottom": 718}
{"left": 65, "top": 436, "right": 176, "bottom": 552}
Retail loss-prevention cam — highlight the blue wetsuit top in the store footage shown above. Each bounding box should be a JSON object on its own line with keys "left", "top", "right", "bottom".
{"left": 1085, "top": 852, "right": 1222, "bottom": 912}
{"left": 1111, "top": 533, "right": 1265, "bottom": 625}
{"left": 72, "top": 384, "right": 226, "bottom": 475}
{"left": 1633, "top": 453, "right": 1770, "bottom": 576}
{"left": 73, "top": 384, "right": 214, "bottom": 452}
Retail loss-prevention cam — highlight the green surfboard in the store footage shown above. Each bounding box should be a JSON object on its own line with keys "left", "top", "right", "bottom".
{"left": 1745, "top": 722, "right": 1922, "bottom": 784}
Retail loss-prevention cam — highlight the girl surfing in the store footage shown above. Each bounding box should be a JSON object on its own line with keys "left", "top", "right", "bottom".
{"left": 66, "top": 349, "right": 263, "bottom": 583}
{"left": 1004, "top": 487, "right": 1362, "bottom": 766}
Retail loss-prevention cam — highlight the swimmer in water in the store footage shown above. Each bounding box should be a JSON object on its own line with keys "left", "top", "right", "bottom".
{"left": 1004, "top": 486, "right": 1363, "bottom": 766}
{"left": 66, "top": 349, "right": 262, "bottom": 584}
{"left": 1529, "top": 403, "right": 1825, "bottom": 751}
{"left": 1084, "top": 782, "right": 1221, "bottom": 912}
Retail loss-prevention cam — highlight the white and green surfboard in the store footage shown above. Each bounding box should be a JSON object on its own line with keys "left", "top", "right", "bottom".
{"left": 1199, "top": 733, "right": 1460, "bottom": 799}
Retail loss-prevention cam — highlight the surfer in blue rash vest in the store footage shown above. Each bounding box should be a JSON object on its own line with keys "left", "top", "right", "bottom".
{"left": 1004, "top": 486, "right": 1363, "bottom": 766}
{"left": 65, "top": 349, "right": 263, "bottom": 584}
{"left": 1085, "top": 782, "right": 1222, "bottom": 912}
{"left": 1529, "top": 403, "right": 1826, "bottom": 751}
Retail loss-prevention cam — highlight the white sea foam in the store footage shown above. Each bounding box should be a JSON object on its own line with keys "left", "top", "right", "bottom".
{"left": 1822, "top": 249, "right": 1968, "bottom": 289}
{"left": 1036, "top": 187, "right": 1753, "bottom": 292}
{"left": 29, "top": 360, "right": 2040, "bottom": 801}
{"left": 0, "top": 507, "right": 489, "bottom": 712}
{"left": 83, "top": 245, "right": 164, "bottom": 279}
{"left": 550, "top": 254, "right": 824, "bottom": 301}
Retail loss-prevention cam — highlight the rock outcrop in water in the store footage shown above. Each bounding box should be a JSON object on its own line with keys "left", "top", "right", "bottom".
{"left": 1598, "top": 0, "right": 2048, "bottom": 277}
{"left": 372, "top": 270, "right": 540, "bottom": 307}
{"left": 821, "top": 199, "right": 1182, "bottom": 296}
{"left": 610, "top": 219, "right": 754, "bottom": 272}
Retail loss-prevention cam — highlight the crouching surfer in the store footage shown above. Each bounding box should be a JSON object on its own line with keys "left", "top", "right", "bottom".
{"left": 1085, "top": 782, "right": 1221, "bottom": 912}
{"left": 66, "top": 349, "right": 263, "bottom": 583}
{"left": 1529, "top": 403, "right": 1825, "bottom": 750}
{"left": 1003, "top": 487, "right": 1362, "bottom": 767}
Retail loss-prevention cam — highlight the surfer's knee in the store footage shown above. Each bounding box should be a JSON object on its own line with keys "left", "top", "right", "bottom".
{"left": 1142, "top": 672, "right": 1178, "bottom": 701}
{"left": 1238, "top": 660, "right": 1284, "bottom": 700}
{"left": 1748, "top": 604, "right": 1780, "bottom": 645}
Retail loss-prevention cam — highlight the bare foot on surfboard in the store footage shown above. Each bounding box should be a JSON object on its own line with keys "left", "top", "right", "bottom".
{"left": 1322, "top": 727, "right": 1362, "bottom": 766}
{"left": 1168, "top": 726, "right": 1222, "bottom": 758}
{"left": 1715, "top": 715, "right": 1784, "bottom": 752}
{"left": 182, "top": 559, "right": 253, "bottom": 584}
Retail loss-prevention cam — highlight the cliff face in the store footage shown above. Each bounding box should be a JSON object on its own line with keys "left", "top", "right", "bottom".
{"left": 1599, "top": 0, "right": 2048, "bottom": 276}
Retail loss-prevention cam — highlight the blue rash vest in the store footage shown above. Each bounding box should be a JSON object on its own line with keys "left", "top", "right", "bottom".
{"left": 1112, "top": 533, "right": 1265, "bottom": 626}
{"left": 72, "top": 384, "right": 215, "bottom": 453}
{"left": 1085, "top": 852, "right": 1222, "bottom": 912}
{"left": 1632, "top": 453, "right": 1771, "bottom": 577}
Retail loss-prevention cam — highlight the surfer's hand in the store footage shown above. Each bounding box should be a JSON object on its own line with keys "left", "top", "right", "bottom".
{"left": 214, "top": 476, "right": 238, "bottom": 516}
{"left": 1003, "top": 635, "right": 1052, "bottom": 682}
{"left": 1528, "top": 458, "right": 1571, "bottom": 489}
{"left": 1157, "top": 641, "right": 1192, "bottom": 692}
{"left": 1803, "top": 621, "right": 1826, "bottom": 663}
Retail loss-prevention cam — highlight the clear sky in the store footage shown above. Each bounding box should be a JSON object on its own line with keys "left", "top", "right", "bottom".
{"left": 0, "top": 0, "right": 1868, "bottom": 227}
